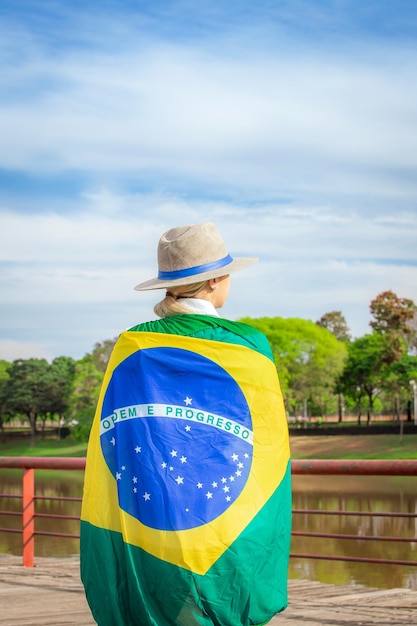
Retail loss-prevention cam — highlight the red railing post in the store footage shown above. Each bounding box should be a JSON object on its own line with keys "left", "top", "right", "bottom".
{"left": 22, "top": 468, "right": 35, "bottom": 567}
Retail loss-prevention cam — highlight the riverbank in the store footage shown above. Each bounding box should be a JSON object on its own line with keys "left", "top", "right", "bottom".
{"left": 1, "top": 431, "right": 417, "bottom": 459}
{"left": 290, "top": 433, "right": 417, "bottom": 459}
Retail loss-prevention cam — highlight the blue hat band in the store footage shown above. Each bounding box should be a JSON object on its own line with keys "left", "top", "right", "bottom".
{"left": 158, "top": 254, "right": 233, "bottom": 281}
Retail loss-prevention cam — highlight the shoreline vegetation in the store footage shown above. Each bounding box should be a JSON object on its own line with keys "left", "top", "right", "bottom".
{"left": 0, "top": 428, "right": 416, "bottom": 460}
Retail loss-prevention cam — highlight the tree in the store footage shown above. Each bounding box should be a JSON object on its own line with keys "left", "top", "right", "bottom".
{"left": 370, "top": 290, "right": 416, "bottom": 338}
{"left": 316, "top": 311, "right": 351, "bottom": 342}
{"left": 339, "top": 334, "right": 386, "bottom": 425}
{"left": 317, "top": 311, "right": 350, "bottom": 421}
{"left": 5, "top": 359, "right": 51, "bottom": 446}
{"left": 0, "top": 360, "right": 10, "bottom": 436}
{"left": 239, "top": 316, "right": 347, "bottom": 418}
{"left": 381, "top": 355, "right": 417, "bottom": 422}
{"left": 46, "top": 356, "right": 76, "bottom": 438}
{"left": 67, "top": 339, "right": 116, "bottom": 442}
{"left": 90, "top": 338, "right": 117, "bottom": 373}
{"left": 406, "top": 310, "right": 417, "bottom": 355}
{"left": 68, "top": 355, "right": 104, "bottom": 441}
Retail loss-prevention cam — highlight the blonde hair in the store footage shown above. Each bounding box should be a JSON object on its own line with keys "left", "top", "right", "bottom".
{"left": 153, "top": 281, "right": 208, "bottom": 318}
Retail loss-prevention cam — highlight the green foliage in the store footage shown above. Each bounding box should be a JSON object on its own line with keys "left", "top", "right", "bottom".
{"left": 4, "top": 356, "right": 76, "bottom": 446}
{"left": 5, "top": 359, "right": 52, "bottom": 445}
{"left": 90, "top": 338, "right": 117, "bottom": 373}
{"left": 316, "top": 311, "right": 351, "bottom": 342}
{"left": 239, "top": 316, "right": 347, "bottom": 417}
{"left": 0, "top": 359, "right": 11, "bottom": 430}
{"left": 66, "top": 341, "right": 113, "bottom": 441}
{"left": 71, "top": 406, "right": 96, "bottom": 443}
{"left": 49, "top": 356, "right": 76, "bottom": 415}
{"left": 339, "top": 333, "right": 385, "bottom": 423}
{"left": 69, "top": 355, "right": 103, "bottom": 416}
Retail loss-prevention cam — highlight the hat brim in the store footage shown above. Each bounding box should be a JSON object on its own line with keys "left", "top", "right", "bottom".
{"left": 134, "top": 257, "right": 258, "bottom": 291}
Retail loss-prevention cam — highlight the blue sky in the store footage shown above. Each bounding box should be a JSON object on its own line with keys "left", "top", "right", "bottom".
{"left": 1, "top": 0, "right": 417, "bottom": 361}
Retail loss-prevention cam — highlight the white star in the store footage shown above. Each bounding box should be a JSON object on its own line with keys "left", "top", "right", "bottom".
{"left": 184, "top": 396, "right": 193, "bottom": 405}
{"left": 169, "top": 466, "right": 174, "bottom": 471}
{"left": 133, "top": 476, "right": 138, "bottom": 483}
{"left": 185, "top": 425, "right": 191, "bottom": 432}
{"left": 236, "top": 470, "right": 242, "bottom": 477}
{"left": 223, "top": 485, "right": 230, "bottom": 493}
{"left": 244, "top": 453, "right": 249, "bottom": 458}
{"left": 197, "top": 482, "right": 203, "bottom": 489}
{"left": 180, "top": 456, "right": 187, "bottom": 464}
{"left": 206, "top": 491, "right": 213, "bottom": 499}
{"left": 170, "top": 449, "right": 178, "bottom": 457}
{"left": 133, "top": 487, "right": 137, "bottom": 493}
{"left": 161, "top": 462, "right": 167, "bottom": 468}
{"left": 175, "top": 476, "right": 184, "bottom": 485}
{"left": 232, "top": 453, "right": 239, "bottom": 461}
{"left": 238, "top": 462, "right": 244, "bottom": 469}
{"left": 116, "top": 472, "right": 122, "bottom": 480}
{"left": 226, "top": 495, "right": 231, "bottom": 502}
{"left": 221, "top": 477, "right": 227, "bottom": 483}
{"left": 212, "top": 481, "right": 218, "bottom": 488}
{"left": 121, "top": 466, "right": 126, "bottom": 471}
{"left": 110, "top": 437, "right": 115, "bottom": 446}
{"left": 143, "top": 492, "right": 151, "bottom": 501}
{"left": 135, "top": 446, "right": 141, "bottom": 453}
{"left": 229, "top": 475, "right": 235, "bottom": 482}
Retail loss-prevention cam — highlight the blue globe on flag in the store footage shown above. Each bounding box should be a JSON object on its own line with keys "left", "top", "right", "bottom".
{"left": 100, "top": 347, "right": 253, "bottom": 531}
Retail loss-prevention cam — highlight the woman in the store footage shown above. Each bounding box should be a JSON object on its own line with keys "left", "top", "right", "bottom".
{"left": 81, "top": 222, "right": 291, "bottom": 626}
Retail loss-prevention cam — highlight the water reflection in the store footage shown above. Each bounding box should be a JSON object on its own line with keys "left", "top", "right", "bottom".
{"left": 290, "top": 475, "right": 417, "bottom": 590}
{"left": 0, "top": 470, "right": 83, "bottom": 558}
{"left": 1, "top": 471, "right": 416, "bottom": 589}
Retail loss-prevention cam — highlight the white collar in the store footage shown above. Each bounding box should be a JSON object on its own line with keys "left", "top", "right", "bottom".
{"left": 180, "top": 298, "right": 220, "bottom": 317}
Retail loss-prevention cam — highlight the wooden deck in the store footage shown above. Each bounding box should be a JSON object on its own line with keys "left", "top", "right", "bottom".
{"left": 1, "top": 555, "right": 416, "bottom": 625}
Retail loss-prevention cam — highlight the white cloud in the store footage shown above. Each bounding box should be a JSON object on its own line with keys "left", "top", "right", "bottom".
{"left": 1, "top": 199, "right": 416, "bottom": 362}
{"left": 0, "top": 4, "right": 416, "bottom": 361}
{"left": 0, "top": 339, "right": 53, "bottom": 362}
{"left": 1, "top": 37, "right": 417, "bottom": 202}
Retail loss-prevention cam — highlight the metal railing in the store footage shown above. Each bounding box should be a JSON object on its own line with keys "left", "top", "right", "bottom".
{"left": 1, "top": 457, "right": 417, "bottom": 568}
{"left": 291, "top": 459, "right": 417, "bottom": 567}
{"left": 0, "top": 456, "right": 85, "bottom": 567}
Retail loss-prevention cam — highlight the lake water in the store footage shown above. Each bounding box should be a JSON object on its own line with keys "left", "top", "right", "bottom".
{"left": 1, "top": 470, "right": 416, "bottom": 589}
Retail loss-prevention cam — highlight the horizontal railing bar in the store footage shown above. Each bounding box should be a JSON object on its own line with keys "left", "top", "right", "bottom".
{"left": 0, "top": 527, "right": 21, "bottom": 534}
{"left": 291, "top": 459, "right": 417, "bottom": 475}
{"left": 292, "top": 509, "right": 417, "bottom": 518}
{"left": 2, "top": 457, "right": 417, "bottom": 474}
{"left": 290, "top": 553, "right": 417, "bottom": 566}
{"left": 0, "top": 457, "right": 86, "bottom": 470}
{"left": 34, "top": 495, "right": 82, "bottom": 502}
{"left": 34, "top": 513, "right": 80, "bottom": 521}
{"left": 292, "top": 531, "right": 417, "bottom": 542}
{"left": 0, "top": 511, "right": 21, "bottom": 517}
{"left": 0, "top": 494, "right": 22, "bottom": 500}
{"left": 34, "top": 530, "right": 80, "bottom": 539}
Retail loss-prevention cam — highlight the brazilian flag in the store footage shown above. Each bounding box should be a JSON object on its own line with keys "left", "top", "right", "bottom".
{"left": 81, "top": 315, "right": 291, "bottom": 626}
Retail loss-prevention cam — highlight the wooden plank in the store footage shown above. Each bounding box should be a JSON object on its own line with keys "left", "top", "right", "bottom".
{"left": 1, "top": 555, "right": 417, "bottom": 625}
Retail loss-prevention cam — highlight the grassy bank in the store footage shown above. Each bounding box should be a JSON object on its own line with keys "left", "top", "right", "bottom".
{"left": 1, "top": 432, "right": 416, "bottom": 460}
{"left": 290, "top": 433, "right": 417, "bottom": 460}
{"left": 0, "top": 437, "right": 87, "bottom": 457}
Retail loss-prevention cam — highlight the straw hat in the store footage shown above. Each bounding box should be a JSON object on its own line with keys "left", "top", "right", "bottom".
{"left": 134, "top": 221, "right": 258, "bottom": 291}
